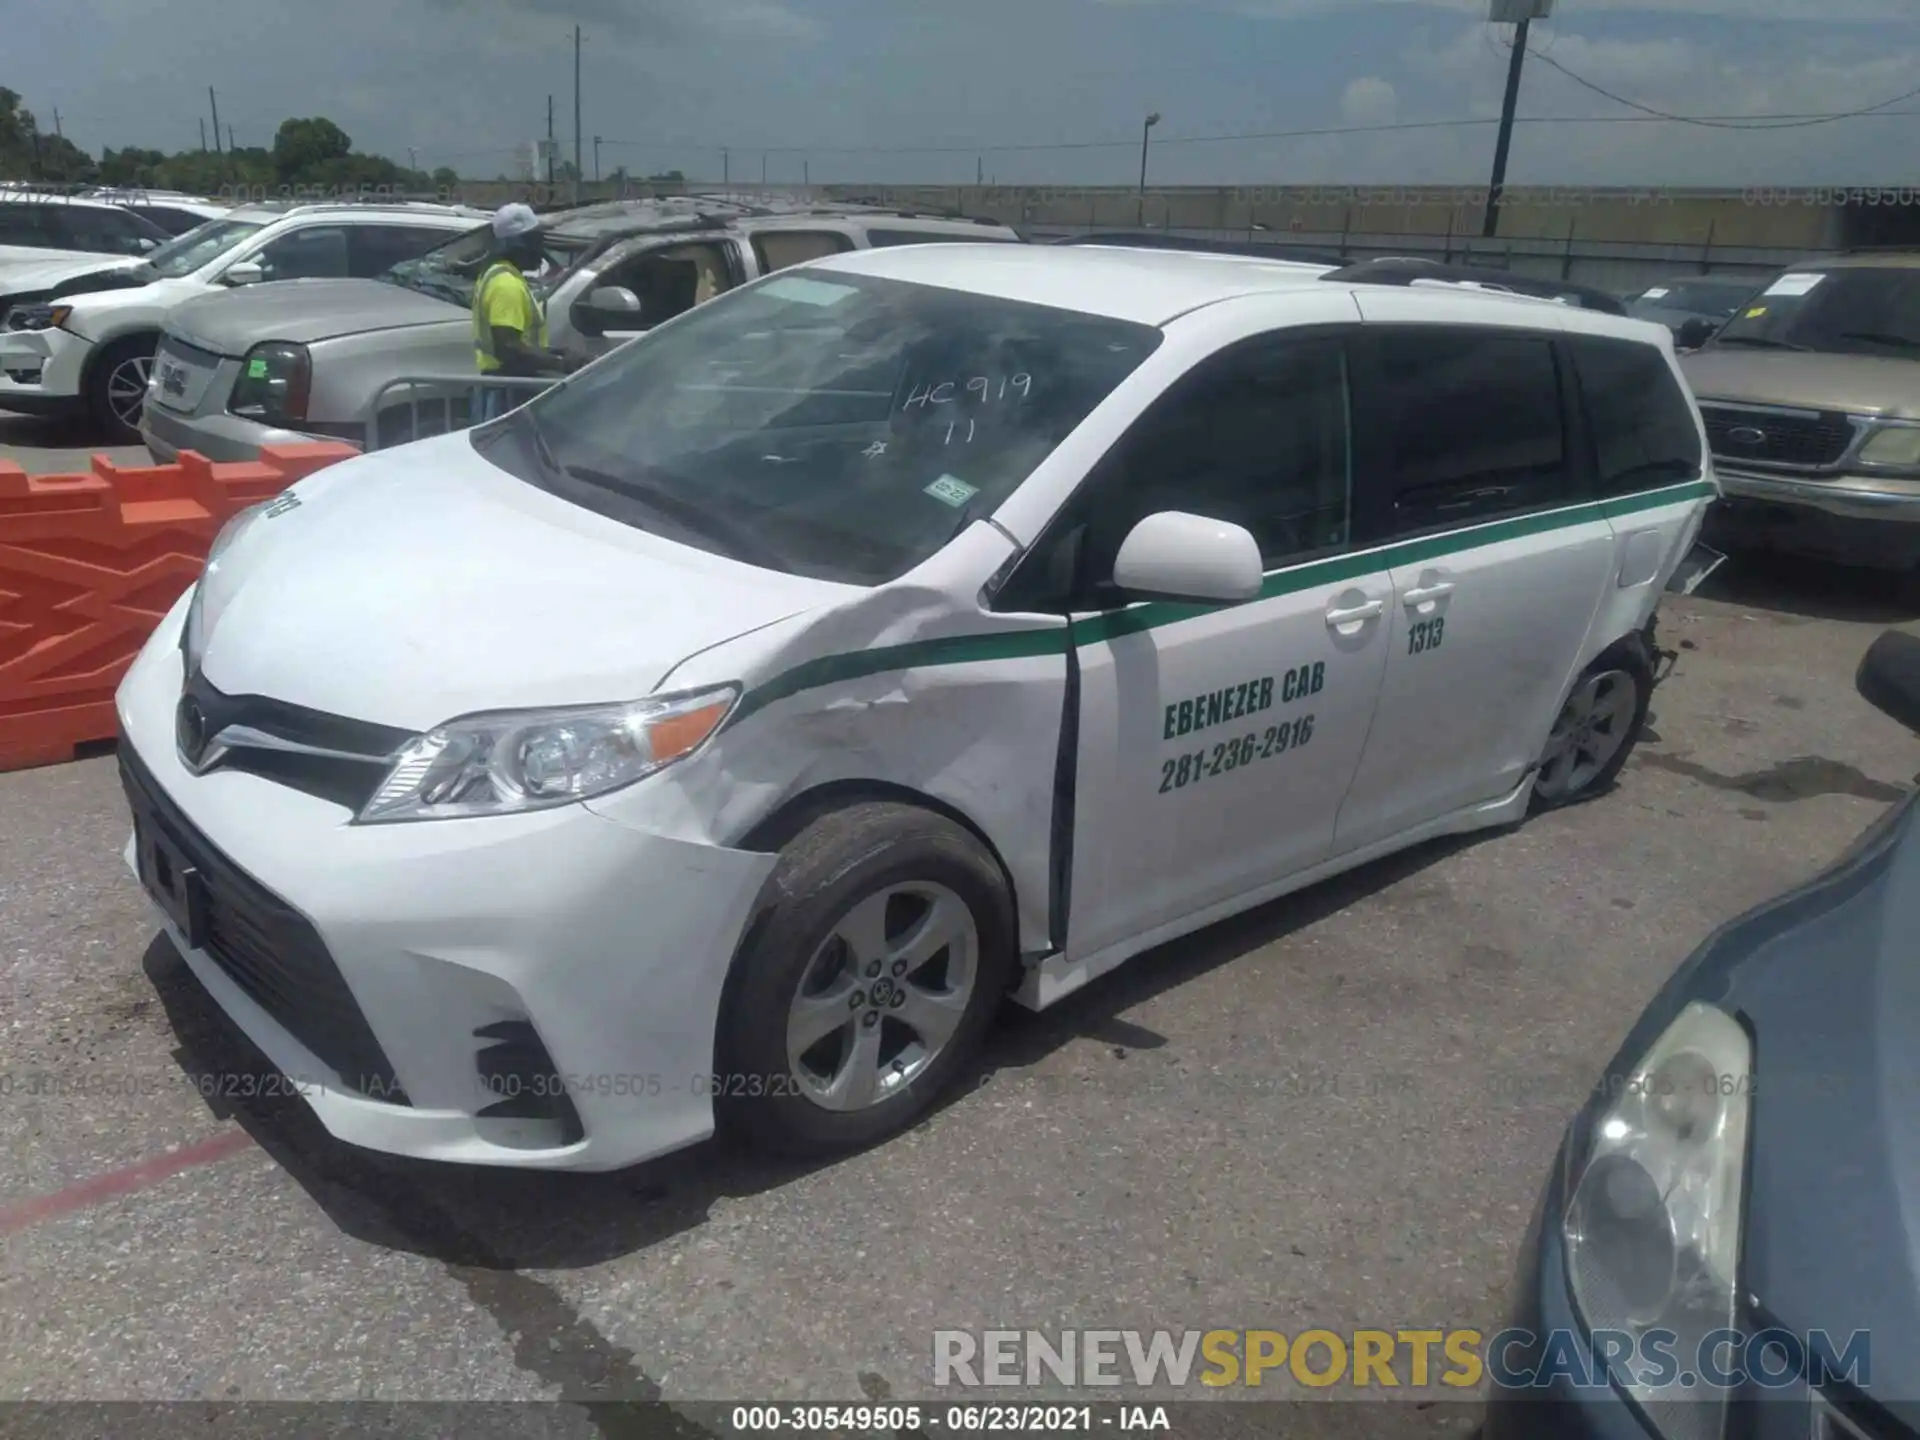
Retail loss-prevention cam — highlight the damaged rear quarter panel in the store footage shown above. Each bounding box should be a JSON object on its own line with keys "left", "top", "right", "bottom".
{"left": 584, "top": 523, "right": 1071, "bottom": 953}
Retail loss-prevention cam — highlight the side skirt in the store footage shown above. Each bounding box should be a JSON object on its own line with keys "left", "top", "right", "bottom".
{"left": 1011, "top": 771, "right": 1536, "bottom": 1012}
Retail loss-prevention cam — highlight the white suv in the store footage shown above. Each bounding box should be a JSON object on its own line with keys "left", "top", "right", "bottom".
{"left": 117, "top": 245, "right": 1715, "bottom": 1170}
{"left": 0, "top": 193, "right": 170, "bottom": 270}
{"left": 0, "top": 201, "right": 487, "bottom": 439}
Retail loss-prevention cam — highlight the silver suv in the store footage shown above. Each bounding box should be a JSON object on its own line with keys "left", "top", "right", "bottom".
{"left": 141, "top": 195, "right": 1024, "bottom": 461}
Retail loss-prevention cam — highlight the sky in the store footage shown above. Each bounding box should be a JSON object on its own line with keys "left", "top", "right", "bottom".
{"left": 11, "top": 0, "right": 1920, "bottom": 188}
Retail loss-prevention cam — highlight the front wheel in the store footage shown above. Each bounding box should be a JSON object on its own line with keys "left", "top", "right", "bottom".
{"left": 1530, "top": 640, "right": 1653, "bottom": 812}
{"left": 87, "top": 335, "right": 158, "bottom": 443}
{"left": 714, "top": 802, "right": 1015, "bottom": 1158}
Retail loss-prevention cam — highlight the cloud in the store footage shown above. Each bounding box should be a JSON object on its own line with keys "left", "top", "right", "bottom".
{"left": 425, "top": 0, "right": 822, "bottom": 45}
{"left": 1341, "top": 77, "right": 1400, "bottom": 127}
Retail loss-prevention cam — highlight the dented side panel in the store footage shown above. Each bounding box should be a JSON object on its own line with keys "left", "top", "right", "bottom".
{"left": 585, "top": 523, "right": 1071, "bottom": 953}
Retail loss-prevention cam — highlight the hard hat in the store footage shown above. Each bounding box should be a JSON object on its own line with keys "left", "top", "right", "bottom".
{"left": 491, "top": 202, "right": 541, "bottom": 240}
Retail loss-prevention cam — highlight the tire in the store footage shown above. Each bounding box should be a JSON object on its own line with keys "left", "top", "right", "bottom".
{"left": 714, "top": 801, "right": 1016, "bottom": 1158}
{"left": 1529, "top": 636, "right": 1654, "bottom": 814}
{"left": 87, "top": 334, "right": 158, "bottom": 443}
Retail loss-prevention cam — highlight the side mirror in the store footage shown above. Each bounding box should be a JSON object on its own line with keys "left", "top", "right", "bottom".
{"left": 224, "top": 260, "right": 266, "bottom": 286}
{"left": 136, "top": 237, "right": 159, "bottom": 253}
{"left": 571, "top": 285, "right": 644, "bottom": 338}
{"left": 1857, "top": 630, "right": 1920, "bottom": 734}
{"left": 1675, "top": 317, "right": 1716, "bottom": 351}
{"left": 1112, "top": 511, "right": 1263, "bottom": 605}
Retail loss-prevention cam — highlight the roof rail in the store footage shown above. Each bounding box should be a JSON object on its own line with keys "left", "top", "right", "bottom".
{"left": 1318, "top": 258, "right": 1629, "bottom": 315}
{"left": 1059, "top": 232, "right": 1348, "bottom": 266}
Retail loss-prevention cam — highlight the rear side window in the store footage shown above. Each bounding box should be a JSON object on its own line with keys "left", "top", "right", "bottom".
{"left": 863, "top": 228, "right": 1018, "bottom": 247}
{"left": 753, "top": 230, "right": 853, "bottom": 273}
{"left": 253, "top": 225, "right": 349, "bottom": 280}
{"left": 349, "top": 224, "right": 455, "bottom": 278}
{"left": 1367, "top": 327, "right": 1572, "bottom": 536}
{"left": 50, "top": 205, "right": 156, "bottom": 255}
{"left": 1568, "top": 334, "right": 1703, "bottom": 497}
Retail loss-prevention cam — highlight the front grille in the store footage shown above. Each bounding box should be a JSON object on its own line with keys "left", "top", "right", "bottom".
{"left": 1701, "top": 405, "right": 1856, "bottom": 469}
{"left": 119, "top": 739, "right": 408, "bottom": 1104}
{"left": 156, "top": 335, "right": 223, "bottom": 369}
{"left": 177, "top": 668, "right": 410, "bottom": 813}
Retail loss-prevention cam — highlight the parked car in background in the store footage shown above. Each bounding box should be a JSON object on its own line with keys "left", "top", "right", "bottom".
{"left": 0, "top": 193, "right": 169, "bottom": 269}
{"left": 1483, "top": 627, "right": 1920, "bottom": 1439}
{"left": 1680, "top": 253, "right": 1920, "bottom": 572}
{"left": 84, "top": 189, "right": 231, "bottom": 236}
{"left": 0, "top": 201, "right": 485, "bottom": 439}
{"left": 1625, "top": 274, "right": 1760, "bottom": 342}
{"left": 140, "top": 195, "right": 1025, "bottom": 461}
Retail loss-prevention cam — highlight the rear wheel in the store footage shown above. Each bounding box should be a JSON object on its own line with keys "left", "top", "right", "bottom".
{"left": 87, "top": 335, "right": 158, "bottom": 442}
{"left": 1530, "top": 639, "right": 1653, "bottom": 812}
{"left": 715, "top": 802, "right": 1015, "bottom": 1158}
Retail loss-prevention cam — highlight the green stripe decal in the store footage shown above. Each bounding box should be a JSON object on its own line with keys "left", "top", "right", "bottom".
{"left": 729, "top": 625, "right": 1067, "bottom": 726}
{"left": 731, "top": 478, "right": 1714, "bottom": 719}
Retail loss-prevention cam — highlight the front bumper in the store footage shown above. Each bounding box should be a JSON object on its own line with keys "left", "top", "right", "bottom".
{"left": 0, "top": 324, "right": 91, "bottom": 409}
{"left": 140, "top": 400, "right": 318, "bottom": 464}
{"left": 114, "top": 598, "right": 777, "bottom": 1171}
{"left": 1704, "top": 465, "right": 1920, "bottom": 570}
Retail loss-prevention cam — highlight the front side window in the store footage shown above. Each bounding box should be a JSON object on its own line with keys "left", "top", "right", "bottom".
{"left": 1636, "top": 279, "right": 1754, "bottom": 320}
{"left": 1569, "top": 335, "right": 1703, "bottom": 497}
{"left": 249, "top": 225, "right": 349, "bottom": 280}
{"left": 381, "top": 223, "right": 589, "bottom": 308}
{"left": 53, "top": 205, "right": 162, "bottom": 255}
{"left": 598, "top": 241, "right": 735, "bottom": 325}
{"left": 147, "top": 218, "right": 265, "bottom": 278}
{"left": 1071, "top": 336, "right": 1351, "bottom": 581}
{"left": 478, "top": 271, "right": 1162, "bottom": 585}
{"left": 0, "top": 203, "right": 51, "bottom": 246}
{"left": 1711, "top": 266, "right": 1920, "bottom": 358}
{"left": 1369, "top": 327, "right": 1572, "bottom": 536}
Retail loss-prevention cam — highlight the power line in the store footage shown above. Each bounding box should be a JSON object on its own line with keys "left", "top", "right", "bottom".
{"left": 1521, "top": 42, "right": 1920, "bottom": 131}
{"left": 594, "top": 105, "right": 1920, "bottom": 159}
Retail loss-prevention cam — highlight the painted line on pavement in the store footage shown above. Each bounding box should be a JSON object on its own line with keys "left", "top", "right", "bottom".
{"left": 0, "top": 1128, "right": 254, "bottom": 1237}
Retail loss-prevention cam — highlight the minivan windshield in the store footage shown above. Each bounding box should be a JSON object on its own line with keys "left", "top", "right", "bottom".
{"left": 1631, "top": 278, "right": 1754, "bottom": 318}
{"left": 382, "top": 223, "right": 590, "bottom": 309}
{"left": 147, "top": 217, "right": 265, "bottom": 278}
{"left": 1709, "top": 265, "right": 1920, "bottom": 357}
{"left": 478, "top": 270, "right": 1162, "bottom": 586}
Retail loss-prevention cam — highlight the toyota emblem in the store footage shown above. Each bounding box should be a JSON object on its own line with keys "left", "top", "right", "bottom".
{"left": 176, "top": 697, "right": 208, "bottom": 764}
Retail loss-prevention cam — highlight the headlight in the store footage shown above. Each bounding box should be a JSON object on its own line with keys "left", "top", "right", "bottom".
{"left": 1563, "top": 1001, "right": 1751, "bottom": 1433}
{"left": 1858, "top": 423, "right": 1920, "bottom": 468}
{"left": 358, "top": 685, "right": 739, "bottom": 824}
{"left": 227, "top": 341, "right": 312, "bottom": 424}
{"left": 181, "top": 501, "right": 271, "bottom": 669}
{"left": 5, "top": 303, "right": 73, "bottom": 332}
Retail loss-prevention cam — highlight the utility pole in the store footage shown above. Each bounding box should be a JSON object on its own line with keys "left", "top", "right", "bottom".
{"left": 546, "top": 94, "right": 555, "bottom": 185}
{"left": 1482, "top": 1, "right": 1551, "bottom": 239}
{"left": 723, "top": 148, "right": 730, "bottom": 187}
{"left": 976, "top": 155, "right": 983, "bottom": 186}
{"left": 208, "top": 88, "right": 224, "bottom": 156}
{"left": 761, "top": 152, "right": 768, "bottom": 188}
{"left": 573, "top": 25, "right": 583, "bottom": 205}
{"left": 408, "top": 146, "right": 418, "bottom": 172}
{"left": 227, "top": 125, "right": 235, "bottom": 153}
{"left": 803, "top": 159, "right": 810, "bottom": 188}
{"left": 594, "top": 135, "right": 602, "bottom": 182}
{"left": 1138, "top": 111, "right": 1160, "bottom": 225}
{"left": 51, "top": 108, "right": 62, "bottom": 138}
{"left": 199, "top": 118, "right": 208, "bottom": 152}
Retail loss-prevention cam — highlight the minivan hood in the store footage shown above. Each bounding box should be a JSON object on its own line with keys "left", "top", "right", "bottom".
{"left": 194, "top": 431, "right": 853, "bottom": 731}
{"left": 166, "top": 278, "right": 464, "bottom": 356}
{"left": 1681, "top": 347, "right": 1920, "bottom": 421}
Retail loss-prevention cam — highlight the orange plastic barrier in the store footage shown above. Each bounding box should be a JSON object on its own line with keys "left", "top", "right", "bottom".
{"left": 0, "top": 443, "right": 359, "bottom": 773}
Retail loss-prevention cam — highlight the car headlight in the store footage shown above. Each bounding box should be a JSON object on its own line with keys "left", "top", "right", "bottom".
{"left": 181, "top": 501, "right": 271, "bottom": 670}
{"left": 5, "top": 303, "right": 72, "bottom": 332}
{"left": 358, "top": 685, "right": 739, "bottom": 824}
{"left": 1857, "top": 423, "right": 1920, "bottom": 468}
{"left": 1563, "top": 1001, "right": 1751, "bottom": 1433}
{"left": 227, "top": 341, "right": 312, "bottom": 424}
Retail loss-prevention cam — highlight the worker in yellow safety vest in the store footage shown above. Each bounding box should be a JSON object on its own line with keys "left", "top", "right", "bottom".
{"left": 472, "top": 202, "right": 574, "bottom": 421}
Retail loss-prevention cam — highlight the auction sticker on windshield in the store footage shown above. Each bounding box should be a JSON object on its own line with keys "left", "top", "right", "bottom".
{"left": 1763, "top": 272, "right": 1825, "bottom": 298}
{"left": 925, "top": 475, "right": 979, "bottom": 507}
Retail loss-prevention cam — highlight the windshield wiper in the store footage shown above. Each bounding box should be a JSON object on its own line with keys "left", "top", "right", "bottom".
{"left": 1710, "top": 335, "right": 1811, "bottom": 352}
{"left": 560, "top": 461, "right": 789, "bottom": 570}
{"left": 1838, "top": 330, "right": 1920, "bottom": 352}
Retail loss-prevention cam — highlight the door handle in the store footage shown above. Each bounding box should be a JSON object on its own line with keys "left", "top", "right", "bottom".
{"left": 1402, "top": 582, "right": 1456, "bottom": 606}
{"left": 1325, "top": 599, "right": 1385, "bottom": 627}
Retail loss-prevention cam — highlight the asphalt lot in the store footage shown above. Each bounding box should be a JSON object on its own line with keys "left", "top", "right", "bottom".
{"left": 5, "top": 416, "right": 1920, "bottom": 1433}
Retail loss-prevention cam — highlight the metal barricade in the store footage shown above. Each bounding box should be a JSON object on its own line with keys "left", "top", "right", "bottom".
{"left": 362, "top": 374, "right": 558, "bottom": 452}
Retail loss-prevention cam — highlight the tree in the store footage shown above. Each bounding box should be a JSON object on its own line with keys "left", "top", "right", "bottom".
{"left": 271, "top": 116, "right": 352, "bottom": 182}
{"left": 431, "top": 165, "right": 459, "bottom": 190}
